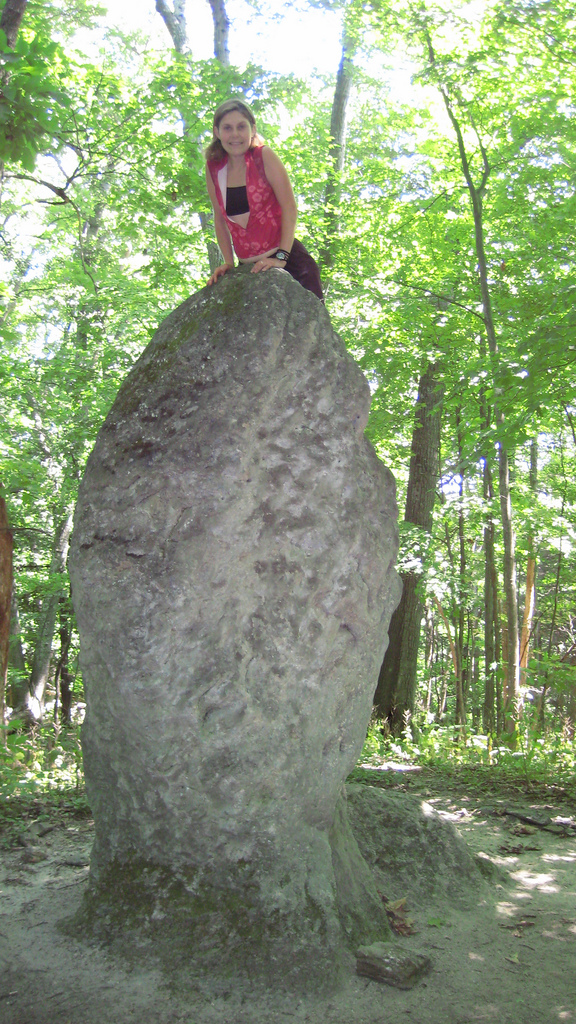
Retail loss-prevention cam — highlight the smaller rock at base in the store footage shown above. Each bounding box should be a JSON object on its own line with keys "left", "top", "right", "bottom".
{"left": 21, "top": 847, "right": 48, "bottom": 864}
{"left": 356, "top": 942, "right": 432, "bottom": 989}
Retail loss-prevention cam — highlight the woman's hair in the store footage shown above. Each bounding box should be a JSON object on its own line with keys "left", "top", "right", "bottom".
{"left": 204, "top": 98, "right": 265, "bottom": 162}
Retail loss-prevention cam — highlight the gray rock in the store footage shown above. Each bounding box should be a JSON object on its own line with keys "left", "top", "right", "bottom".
{"left": 346, "top": 783, "right": 488, "bottom": 909}
{"left": 69, "top": 267, "right": 400, "bottom": 990}
{"left": 356, "top": 941, "right": 432, "bottom": 988}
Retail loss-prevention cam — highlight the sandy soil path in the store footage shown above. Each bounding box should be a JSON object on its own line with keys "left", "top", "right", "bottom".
{"left": 1, "top": 769, "right": 575, "bottom": 1024}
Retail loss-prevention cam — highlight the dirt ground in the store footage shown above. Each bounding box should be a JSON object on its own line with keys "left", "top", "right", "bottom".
{"left": 1, "top": 766, "right": 575, "bottom": 1024}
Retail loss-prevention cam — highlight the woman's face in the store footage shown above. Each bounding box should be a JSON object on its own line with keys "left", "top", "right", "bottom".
{"left": 215, "top": 109, "right": 255, "bottom": 156}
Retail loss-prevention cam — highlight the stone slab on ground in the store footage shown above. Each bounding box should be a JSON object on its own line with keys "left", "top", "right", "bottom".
{"left": 356, "top": 941, "right": 432, "bottom": 988}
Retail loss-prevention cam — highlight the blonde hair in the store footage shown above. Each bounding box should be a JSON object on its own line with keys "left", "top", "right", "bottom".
{"left": 204, "top": 98, "right": 265, "bottom": 162}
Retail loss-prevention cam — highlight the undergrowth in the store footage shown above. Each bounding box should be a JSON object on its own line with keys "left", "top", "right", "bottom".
{"left": 353, "top": 716, "right": 576, "bottom": 801}
{"left": 0, "top": 719, "right": 90, "bottom": 847}
{"left": 1, "top": 709, "right": 575, "bottom": 847}
{"left": 0, "top": 718, "right": 85, "bottom": 799}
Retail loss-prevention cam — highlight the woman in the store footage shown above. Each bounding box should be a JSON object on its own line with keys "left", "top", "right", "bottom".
{"left": 205, "top": 99, "right": 323, "bottom": 301}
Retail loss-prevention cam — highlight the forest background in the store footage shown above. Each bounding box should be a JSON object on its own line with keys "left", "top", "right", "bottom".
{"left": 1, "top": 0, "right": 576, "bottom": 802}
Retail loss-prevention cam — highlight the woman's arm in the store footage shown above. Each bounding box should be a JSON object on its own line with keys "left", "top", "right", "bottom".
{"left": 205, "top": 165, "right": 235, "bottom": 284}
{"left": 250, "top": 148, "right": 298, "bottom": 276}
{"left": 261, "top": 147, "right": 297, "bottom": 253}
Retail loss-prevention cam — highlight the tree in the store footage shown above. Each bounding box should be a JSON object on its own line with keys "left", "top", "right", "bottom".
{"left": 0, "top": 490, "right": 13, "bottom": 736}
{"left": 155, "top": 0, "right": 188, "bottom": 53}
{"left": 0, "top": 0, "right": 28, "bottom": 48}
{"left": 16, "top": 511, "right": 72, "bottom": 722}
{"left": 374, "top": 361, "right": 443, "bottom": 732}
{"left": 206, "top": 0, "right": 230, "bottom": 64}
{"left": 318, "top": 12, "right": 356, "bottom": 273}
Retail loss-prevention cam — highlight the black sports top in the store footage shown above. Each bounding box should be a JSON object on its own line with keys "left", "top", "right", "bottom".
{"left": 226, "top": 185, "right": 250, "bottom": 216}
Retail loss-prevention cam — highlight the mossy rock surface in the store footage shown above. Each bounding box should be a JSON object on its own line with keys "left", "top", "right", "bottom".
{"left": 66, "top": 855, "right": 348, "bottom": 995}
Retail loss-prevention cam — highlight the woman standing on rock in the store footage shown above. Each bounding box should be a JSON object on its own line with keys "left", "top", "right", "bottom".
{"left": 205, "top": 98, "right": 324, "bottom": 301}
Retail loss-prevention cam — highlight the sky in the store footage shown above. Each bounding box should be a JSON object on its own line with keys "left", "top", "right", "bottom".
{"left": 102, "top": 0, "right": 344, "bottom": 79}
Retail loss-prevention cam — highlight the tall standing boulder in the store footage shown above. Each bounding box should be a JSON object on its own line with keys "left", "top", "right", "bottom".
{"left": 69, "top": 267, "right": 401, "bottom": 991}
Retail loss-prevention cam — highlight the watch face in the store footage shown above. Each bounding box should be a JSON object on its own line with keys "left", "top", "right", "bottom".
{"left": 276, "top": 250, "right": 289, "bottom": 261}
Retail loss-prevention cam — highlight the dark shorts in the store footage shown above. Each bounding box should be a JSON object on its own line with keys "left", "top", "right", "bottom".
{"left": 284, "top": 239, "right": 324, "bottom": 302}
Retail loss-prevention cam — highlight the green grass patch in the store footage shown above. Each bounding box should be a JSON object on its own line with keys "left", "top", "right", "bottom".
{"left": 0, "top": 719, "right": 90, "bottom": 847}
{"left": 352, "top": 719, "right": 576, "bottom": 802}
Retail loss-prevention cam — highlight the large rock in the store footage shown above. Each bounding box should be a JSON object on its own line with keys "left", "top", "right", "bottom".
{"left": 69, "top": 267, "right": 401, "bottom": 991}
{"left": 346, "top": 783, "right": 488, "bottom": 909}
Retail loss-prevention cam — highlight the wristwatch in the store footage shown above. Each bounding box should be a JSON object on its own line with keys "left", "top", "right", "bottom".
{"left": 274, "top": 249, "right": 291, "bottom": 262}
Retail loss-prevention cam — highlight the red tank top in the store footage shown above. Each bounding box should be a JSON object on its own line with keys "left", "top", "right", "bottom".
{"left": 207, "top": 146, "right": 283, "bottom": 259}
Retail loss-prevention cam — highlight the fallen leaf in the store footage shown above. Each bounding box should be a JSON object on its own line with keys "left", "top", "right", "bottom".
{"left": 382, "top": 895, "right": 417, "bottom": 936}
{"left": 505, "top": 952, "right": 520, "bottom": 964}
{"left": 502, "top": 920, "right": 535, "bottom": 933}
{"left": 386, "top": 897, "right": 408, "bottom": 913}
{"left": 512, "top": 824, "right": 537, "bottom": 836}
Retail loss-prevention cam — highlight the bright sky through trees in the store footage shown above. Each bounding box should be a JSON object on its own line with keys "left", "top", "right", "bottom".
{"left": 102, "top": 0, "right": 343, "bottom": 76}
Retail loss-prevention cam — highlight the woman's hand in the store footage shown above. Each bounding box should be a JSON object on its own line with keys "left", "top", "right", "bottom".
{"left": 251, "top": 256, "right": 285, "bottom": 274}
{"left": 207, "top": 263, "right": 234, "bottom": 286}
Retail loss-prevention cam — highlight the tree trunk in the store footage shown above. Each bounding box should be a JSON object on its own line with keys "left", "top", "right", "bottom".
{"left": 471, "top": 635, "right": 481, "bottom": 729}
{"left": 156, "top": 0, "right": 227, "bottom": 273}
{"left": 519, "top": 440, "right": 537, "bottom": 685}
{"left": 539, "top": 505, "right": 565, "bottom": 731}
{"left": 374, "top": 575, "right": 421, "bottom": 732}
{"left": 318, "top": 23, "right": 355, "bottom": 272}
{"left": 455, "top": 408, "right": 467, "bottom": 724}
{"left": 0, "top": 494, "right": 13, "bottom": 740}
{"left": 54, "top": 596, "right": 74, "bottom": 725}
{"left": 206, "top": 0, "right": 230, "bottom": 64}
{"left": 499, "top": 447, "right": 520, "bottom": 726}
{"left": 423, "top": 28, "right": 521, "bottom": 729}
{"left": 374, "top": 361, "right": 443, "bottom": 732}
{"left": 155, "top": 0, "right": 188, "bottom": 52}
{"left": 0, "top": 0, "right": 28, "bottom": 47}
{"left": 482, "top": 459, "right": 497, "bottom": 733}
{"left": 433, "top": 595, "right": 465, "bottom": 734}
{"left": 17, "top": 512, "right": 73, "bottom": 724}
{"left": 0, "top": 0, "right": 28, "bottom": 186}
{"left": 8, "top": 590, "right": 26, "bottom": 699}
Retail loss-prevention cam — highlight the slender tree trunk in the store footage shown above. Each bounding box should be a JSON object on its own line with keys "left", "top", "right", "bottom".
{"left": 482, "top": 460, "right": 498, "bottom": 736}
{"left": 155, "top": 0, "right": 188, "bottom": 52}
{"left": 499, "top": 447, "right": 520, "bottom": 725}
{"left": 17, "top": 513, "right": 73, "bottom": 724}
{"left": 455, "top": 408, "right": 467, "bottom": 719}
{"left": 424, "top": 601, "right": 434, "bottom": 716}
{"left": 539, "top": 509, "right": 565, "bottom": 731}
{"left": 0, "top": 494, "right": 13, "bottom": 741}
{"left": 423, "top": 28, "right": 521, "bottom": 728}
{"left": 483, "top": 541, "right": 495, "bottom": 730}
{"left": 561, "top": 684, "right": 569, "bottom": 741}
{"left": 472, "top": 633, "right": 481, "bottom": 729}
{"left": 0, "top": 0, "right": 28, "bottom": 190}
{"left": 374, "top": 362, "right": 443, "bottom": 732}
{"left": 8, "top": 591, "right": 26, "bottom": 699}
{"left": 156, "top": 0, "right": 227, "bottom": 273}
{"left": 433, "top": 595, "right": 465, "bottom": 733}
{"left": 519, "top": 440, "right": 537, "bottom": 684}
{"left": 318, "top": 22, "right": 355, "bottom": 272}
{"left": 206, "top": 0, "right": 230, "bottom": 63}
{"left": 0, "top": 0, "right": 28, "bottom": 47}
{"left": 54, "top": 596, "right": 74, "bottom": 725}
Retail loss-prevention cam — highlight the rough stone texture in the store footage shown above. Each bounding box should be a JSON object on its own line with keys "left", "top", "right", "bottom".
{"left": 346, "top": 783, "right": 488, "bottom": 910}
{"left": 69, "top": 267, "right": 401, "bottom": 989}
{"left": 356, "top": 942, "right": 432, "bottom": 989}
